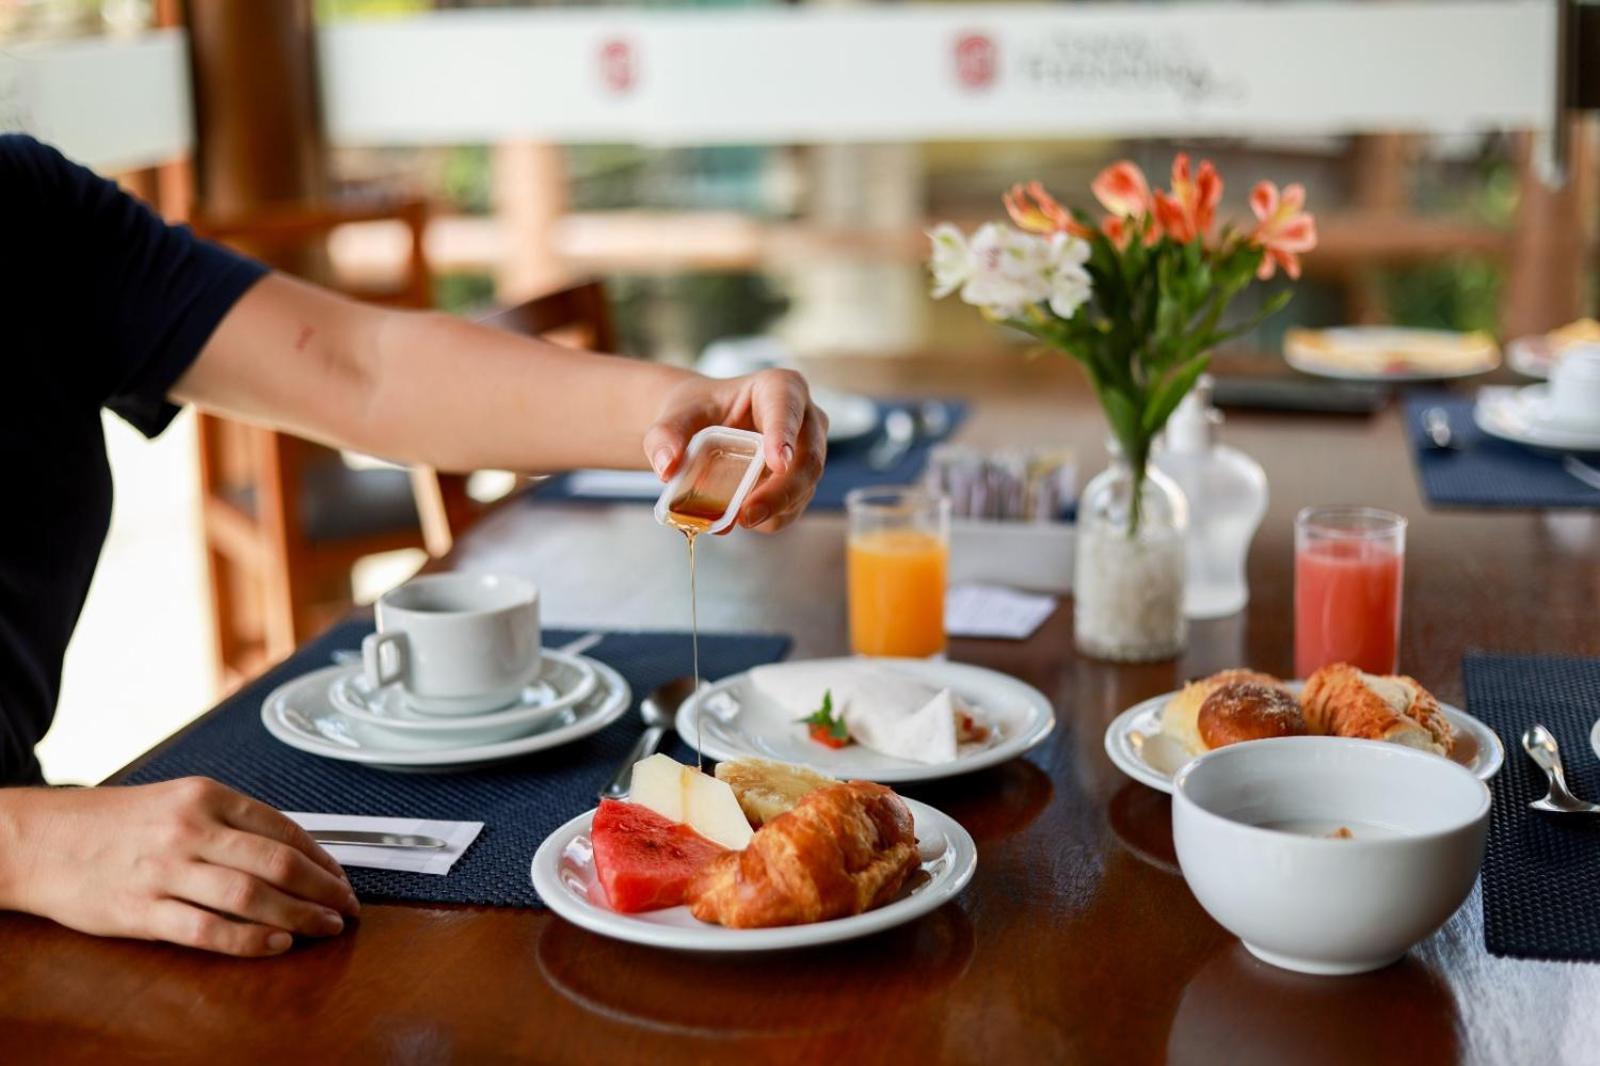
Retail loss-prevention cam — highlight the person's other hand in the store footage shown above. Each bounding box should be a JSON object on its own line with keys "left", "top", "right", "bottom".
{"left": 643, "top": 368, "right": 828, "bottom": 532}
{"left": 0, "top": 778, "right": 360, "bottom": 957}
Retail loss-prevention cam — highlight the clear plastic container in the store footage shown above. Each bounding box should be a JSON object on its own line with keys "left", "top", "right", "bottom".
{"left": 653, "top": 426, "right": 766, "bottom": 536}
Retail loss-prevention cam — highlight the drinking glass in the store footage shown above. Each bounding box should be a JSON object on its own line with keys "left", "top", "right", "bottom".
{"left": 1294, "top": 506, "right": 1407, "bottom": 677}
{"left": 846, "top": 487, "right": 950, "bottom": 658}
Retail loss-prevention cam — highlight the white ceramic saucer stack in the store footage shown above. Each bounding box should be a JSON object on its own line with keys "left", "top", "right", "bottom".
{"left": 261, "top": 649, "right": 631, "bottom": 771}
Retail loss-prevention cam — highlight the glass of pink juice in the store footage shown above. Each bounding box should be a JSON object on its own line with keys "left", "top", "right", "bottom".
{"left": 1294, "top": 506, "right": 1406, "bottom": 677}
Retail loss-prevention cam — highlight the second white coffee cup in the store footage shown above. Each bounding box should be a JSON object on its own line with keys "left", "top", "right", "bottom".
{"left": 363, "top": 573, "right": 541, "bottom": 715}
{"left": 1547, "top": 345, "right": 1600, "bottom": 430}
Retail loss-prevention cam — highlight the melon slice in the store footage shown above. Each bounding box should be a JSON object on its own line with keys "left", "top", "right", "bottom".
{"left": 628, "top": 753, "right": 755, "bottom": 850}
{"left": 590, "top": 799, "right": 727, "bottom": 913}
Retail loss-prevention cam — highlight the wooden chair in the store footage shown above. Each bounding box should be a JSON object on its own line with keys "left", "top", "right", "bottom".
{"left": 410, "top": 280, "right": 617, "bottom": 558}
{"left": 194, "top": 194, "right": 435, "bottom": 686}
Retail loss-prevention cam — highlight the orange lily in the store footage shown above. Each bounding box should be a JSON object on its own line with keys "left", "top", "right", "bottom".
{"left": 1249, "top": 181, "right": 1317, "bottom": 279}
{"left": 1004, "top": 181, "right": 1091, "bottom": 238}
{"left": 1153, "top": 153, "right": 1222, "bottom": 244}
{"left": 1092, "top": 161, "right": 1160, "bottom": 247}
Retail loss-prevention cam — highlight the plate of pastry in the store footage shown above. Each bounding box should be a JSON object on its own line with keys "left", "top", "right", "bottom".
{"left": 1285, "top": 327, "right": 1500, "bottom": 382}
{"left": 675, "top": 658, "right": 1056, "bottom": 784}
{"left": 531, "top": 756, "right": 978, "bottom": 952}
{"left": 1104, "top": 664, "right": 1504, "bottom": 794}
{"left": 1507, "top": 318, "right": 1600, "bottom": 379}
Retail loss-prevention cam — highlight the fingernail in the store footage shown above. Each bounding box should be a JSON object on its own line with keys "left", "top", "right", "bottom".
{"left": 743, "top": 504, "right": 769, "bottom": 527}
{"left": 344, "top": 889, "right": 361, "bottom": 916}
{"left": 779, "top": 444, "right": 794, "bottom": 471}
{"left": 318, "top": 909, "right": 345, "bottom": 934}
{"left": 267, "top": 931, "right": 292, "bottom": 953}
{"left": 652, "top": 449, "right": 673, "bottom": 478}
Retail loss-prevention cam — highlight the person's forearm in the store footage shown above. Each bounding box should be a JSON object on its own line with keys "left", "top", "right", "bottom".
{"left": 358, "top": 310, "right": 694, "bottom": 473}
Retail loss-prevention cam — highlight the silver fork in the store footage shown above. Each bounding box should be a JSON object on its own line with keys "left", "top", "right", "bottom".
{"left": 1522, "top": 724, "right": 1600, "bottom": 814}
{"left": 1562, "top": 455, "right": 1600, "bottom": 492}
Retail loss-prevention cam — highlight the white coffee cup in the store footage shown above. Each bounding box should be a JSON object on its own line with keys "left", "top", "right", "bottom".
{"left": 1546, "top": 345, "right": 1600, "bottom": 430}
{"left": 362, "top": 573, "right": 541, "bottom": 715}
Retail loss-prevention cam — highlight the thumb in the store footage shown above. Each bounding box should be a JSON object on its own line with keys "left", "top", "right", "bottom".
{"left": 642, "top": 401, "right": 717, "bottom": 480}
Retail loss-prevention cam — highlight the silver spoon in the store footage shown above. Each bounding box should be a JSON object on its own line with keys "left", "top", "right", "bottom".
{"left": 867, "top": 409, "right": 916, "bottom": 471}
{"left": 598, "top": 676, "right": 699, "bottom": 800}
{"left": 1522, "top": 724, "right": 1600, "bottom": 814}
{"left": 1422, "top": 407, "right": 1458, "bottom": 450}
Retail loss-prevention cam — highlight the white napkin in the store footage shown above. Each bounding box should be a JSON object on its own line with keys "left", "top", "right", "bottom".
{"left": 286, "top": 813, "right": 483, "bottom": 875}
{"left": 945, "top": 583, "right": 1058, "bottom": 640}
{"left": 749, "top": 661, "right": 987, "bottom": 764}
{"left": 563, "top": 469, "right": 662, "bottom": 498}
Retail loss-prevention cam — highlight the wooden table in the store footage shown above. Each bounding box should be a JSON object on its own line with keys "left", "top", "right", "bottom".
{"left": 5, "top": 356, "right": 1599, "bottom": 1064}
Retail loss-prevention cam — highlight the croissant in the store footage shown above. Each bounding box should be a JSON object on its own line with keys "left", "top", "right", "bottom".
{"left": 1301, "top": 663, "right": 1454, "bottom": 756}
{"left": 686, "top": 781, "right": 919, "bottom": 928}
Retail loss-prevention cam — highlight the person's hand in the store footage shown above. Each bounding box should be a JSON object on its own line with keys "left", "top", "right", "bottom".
{"left": 0, "top": 778, "right": 360, "bottom": 957}
{"left": 643, "top": 368, "right": 828, "bottom": 533}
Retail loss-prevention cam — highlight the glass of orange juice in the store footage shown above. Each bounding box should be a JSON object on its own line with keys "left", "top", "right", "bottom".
{"left": 846, "top": 487, "right": 951, "bottom": 658}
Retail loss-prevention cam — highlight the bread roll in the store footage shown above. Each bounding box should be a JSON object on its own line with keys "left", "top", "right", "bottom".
{"left": 1197, "top": 681, "right": 1308, "bottom": 749}
{"left": 1160, "top": 669, "right": 1288, "bottom": 755}
{"left": 1301, "top": 663, "right": 1454, "bottom": 756}
{"left": 714, "top": 758, "right": 837, "bottom": 826}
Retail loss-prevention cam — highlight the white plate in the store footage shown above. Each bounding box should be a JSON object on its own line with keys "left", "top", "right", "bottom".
{"left": 327, "top": 649, "right": 597, "bottom": 742}
{"left": 261, "top": 658, "right": 630, "bottom": 770}
{"left": 1286, "top": 327, "right": 1498, "bottom": 383}
{"left": 1474, "top": 385, "right": 1600, "bottom": 453}
{"left": 812, "top": 388, "right": 880, "bottom": 444}
{"left": 676, "top": 657, "right": 1055, "bottom": 784}
{"left": 1591, "top": 716, "right": 1600, "bottom": 764}
{"left": 1104, "top": 681, "right": 1505, "bottom": 794}
{"left": 530, "top": 797, "right": 976, "bottom": 952}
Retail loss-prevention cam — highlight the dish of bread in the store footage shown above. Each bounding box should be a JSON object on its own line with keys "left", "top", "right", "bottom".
{"left": 1507, "top": 317, "right": 1600, "bottom": 379}
{"left": 1285, "top": 327, "right": 1500, "bottom": 382}
{"left": 1104, "top": 663, "right": 1504, "bottom": 794}
{"left": 676, "top": 657, "right": 1054, "bottom": 783}
{"left": 530, "top": 755, "right": 977, "bottom": 951}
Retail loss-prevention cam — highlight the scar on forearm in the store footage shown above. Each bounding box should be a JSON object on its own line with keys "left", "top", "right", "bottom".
{"left": 293, "top": 324, "right": 316, "bottom": 352}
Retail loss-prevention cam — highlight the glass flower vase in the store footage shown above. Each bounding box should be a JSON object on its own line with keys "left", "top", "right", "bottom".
{"left": 1073, "top": 453, "right": 1189, "bottom": 662}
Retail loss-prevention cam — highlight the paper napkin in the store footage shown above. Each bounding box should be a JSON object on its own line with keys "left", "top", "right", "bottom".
{"left": 286, "top": 812, "right": 484, "bottom": 876}
{"left": 945, "top": 583, "right": 1058, "bottom": 640}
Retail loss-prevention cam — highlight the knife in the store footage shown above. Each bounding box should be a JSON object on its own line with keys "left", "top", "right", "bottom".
{"left": 310, "top": 831, "right": 448, "bottom": 850}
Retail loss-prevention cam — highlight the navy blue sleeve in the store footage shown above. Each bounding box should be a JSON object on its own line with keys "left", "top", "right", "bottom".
{"left": 1, "top": 134, "right": 267, "bottom": 437}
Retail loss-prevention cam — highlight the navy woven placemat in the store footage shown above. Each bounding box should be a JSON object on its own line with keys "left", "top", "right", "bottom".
{"left": 1404, "top": 394, "right": 1600, "bottom": 509}
{"left": 121, "top": 619, "right": 791, "bottom": 909}
{"left": 1464, "top": 653, "right": 1600, "bottom": 961}
{"left": 531, "top": 397, "right": 969, "bottom": 512}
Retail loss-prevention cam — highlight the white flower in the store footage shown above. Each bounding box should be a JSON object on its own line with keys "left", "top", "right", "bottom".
{"left": 927, "top": 223, "right": 973, "bottom": 298}
{"left": 1047, "top": 232, "right": 1092, "bottom": 318}
{"left": 958, "top": 223, "right": 1054, "bottom": 318}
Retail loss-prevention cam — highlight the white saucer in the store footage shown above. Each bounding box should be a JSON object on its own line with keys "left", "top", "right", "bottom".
{"left": 676, "top": 657, "right": 1055, "bottom": 784}
{"left": 812, "top": 388, "right": 880, "bottom": 444}
{"left": 530, "top": 797, "right": 976, "bottom": 952}
{"left": 1474, "top": 385, "right": 1600, "bottom": 453}
{"left": 328, "top": 649, "right": 597, "bottom": 743}
{"left": 1286, "top": 327, "right": 1499, "bottom": 383}
{"left": 1506, "top": 335, "right": 1555, "bottom": 379}
{"left": 261, "top": 657, "right": 630, "bottom": 770}
{"left": 1104, "top": 681, "right": 1505, "bottom": 794}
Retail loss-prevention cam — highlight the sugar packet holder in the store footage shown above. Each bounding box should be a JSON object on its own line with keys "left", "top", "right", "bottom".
{"left": 653, "top": 426, "right": 768, "bottom": 535}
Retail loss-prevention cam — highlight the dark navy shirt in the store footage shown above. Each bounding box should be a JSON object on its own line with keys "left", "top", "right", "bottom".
{"left": 0, "top": 135, "right": 266, "bottom": 784}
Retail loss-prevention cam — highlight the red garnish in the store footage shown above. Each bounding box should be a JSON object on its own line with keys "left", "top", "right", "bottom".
{"left": 798, "top": 689, "right": 851, "bottom": 749}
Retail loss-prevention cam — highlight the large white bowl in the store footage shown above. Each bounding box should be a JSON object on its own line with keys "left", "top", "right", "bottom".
{"left": 1172, "top": 737, "right": 1490, "bottom": 976}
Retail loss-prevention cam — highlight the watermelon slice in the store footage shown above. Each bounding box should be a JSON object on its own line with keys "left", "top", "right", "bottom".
{"left": 591, "top": 799, "right": 728, "bottom": 913}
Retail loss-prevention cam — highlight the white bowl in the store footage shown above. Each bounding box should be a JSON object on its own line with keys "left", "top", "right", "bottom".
{"left": 1172, "top": 737, "right": 1490, "bottom": 976}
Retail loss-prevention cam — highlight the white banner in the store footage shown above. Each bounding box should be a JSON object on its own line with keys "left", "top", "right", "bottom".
{"left": 0, "top": 29, "right": 190, "bottom": 171}
{"left": 322, "top": 2, "right": 1559, "bottom": 145}
{"left": 3, "top": 2, "right": 1561, "bottom": 167}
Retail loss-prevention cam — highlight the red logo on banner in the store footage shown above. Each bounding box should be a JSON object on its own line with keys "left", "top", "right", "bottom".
{"left": 954, "top": 33, "right": 998, "bottom": 91}
{"left": 599, "top": 38, "right": 635, "bottom": 95}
